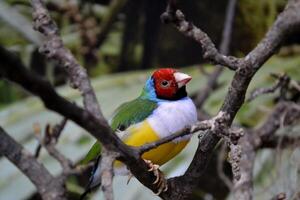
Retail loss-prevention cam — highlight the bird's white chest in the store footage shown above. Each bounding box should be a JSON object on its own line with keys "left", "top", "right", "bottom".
{"left": 147, "top": 98, "right": 197, "bottom": 141}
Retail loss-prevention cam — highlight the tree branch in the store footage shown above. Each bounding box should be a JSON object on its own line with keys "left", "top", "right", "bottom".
{"left": 0, "top": 126, "right": 67, "bottom": 200}
{"left": 194, "top": 0, "right": 237, "bottom": 108}
{"left": 247, "top": 73, "right": 290, "bottom": 102}
{"left": 1, "top": 0, "right": 300, "bottom": 199}
{"left": 30, "top": 0, "right": 119, "bottom": 198}
{"left": 34, "top": 118, "right": 67, "bottom": 158}
{"left": 158, "top": 0, "right": 300, "bottom": 199}
{"left": 232, "top": 132, "right": 255, "bottom": 200}
{"left": 256, "top": 102, "right": 300, "bottom": 145}
{"left": 161, "top": 1, "right": 240, "bottom": 70}
{"left": 31, "top": 0, "right": 103, "bottom": 120}
{"left": 232, "top": 101, "right": 300, "bottom": 200}
{"left": 0, "top": 45, "right": 172, "bottom": 197}
{"left": 138, "top": 121, "right": 212, "bottom": 154}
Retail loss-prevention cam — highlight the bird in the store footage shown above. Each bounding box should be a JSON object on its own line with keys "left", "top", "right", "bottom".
{"left": 80, "top": 68, "right": 197, "bottom": 198}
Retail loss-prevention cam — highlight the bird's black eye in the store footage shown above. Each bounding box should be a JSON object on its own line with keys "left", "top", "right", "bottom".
{"left": 118, "top": 124, "right": 126, "bottom": 131}
{"left": 161, "top": 80, "right": 170, "bottom": 87}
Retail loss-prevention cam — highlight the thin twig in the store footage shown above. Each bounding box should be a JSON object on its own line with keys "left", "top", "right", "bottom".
{"left": 0, "top": 45, "right": 162, "bottom": 198}
{"left": 247, "top": 73, "right": 290, "bottom": 102}
{"left": 52, "top": 117, "right": 68, "bottom": 142}
{"left": 195, "top": 0, "right": 237, "bottom": 108}
{"left": 31, "top": 0, "right": 104, "bottom": 120}
{"left": 30, "top": 1, "right": 117, "bottom": 198}
{"left": 138, "top": 121, "right": 212, "bottom": 154}
{"left": 34, "top": 118, "right": 67, "bottom": 159}
{"left": 160, "top": 0, "right": 300, "bottom": 199}
{"left": 34, "top": 120, "right": 74, "bottom": 174}
{"left": 256, "top": 102, "right": 300, "bottom": 140}
{"left": 160, "top": 0, "right": 240, "bottom": 70}
{"left": 100, "top": 150, "right": 118, "bottom": 200}
{"left": 0, "top": 126, "right": 67, "bottom": 200}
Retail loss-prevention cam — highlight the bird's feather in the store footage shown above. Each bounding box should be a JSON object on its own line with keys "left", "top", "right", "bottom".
{"left": 110, "top": 98, "right": 158, "bottom": 131}
{"left": 81, "top": 98, "right": 157, "bottom": 164}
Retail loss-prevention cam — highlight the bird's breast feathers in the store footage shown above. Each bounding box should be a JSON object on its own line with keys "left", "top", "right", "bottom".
{"left": 147, "top": 97, "right": 197, "bottom": 141}
{"left": 120, "top": 97, "right": 197, "bottom": 144}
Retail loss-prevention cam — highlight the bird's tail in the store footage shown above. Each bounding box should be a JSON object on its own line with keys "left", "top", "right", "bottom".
{"left": 79, "top": 155, "right": 131, "bottom": 199}
{"left": 79, "top": 155, "right": 102, "bottom": 200}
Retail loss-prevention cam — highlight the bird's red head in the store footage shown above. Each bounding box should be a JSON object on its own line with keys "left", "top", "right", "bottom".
{"left": 152, "top": 68, "right": 192, "bottom": 100}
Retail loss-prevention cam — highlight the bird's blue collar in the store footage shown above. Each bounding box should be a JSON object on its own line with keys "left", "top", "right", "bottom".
{"left": 140, "top": 78, "right": 165, "bottom": 102}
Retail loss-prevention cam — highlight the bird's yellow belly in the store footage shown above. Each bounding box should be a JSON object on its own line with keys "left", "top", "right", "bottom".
{"left": 122, "top": 121, "right": 189, "bottom": 166}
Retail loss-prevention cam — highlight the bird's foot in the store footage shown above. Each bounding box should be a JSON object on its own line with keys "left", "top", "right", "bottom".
{"left": 143, "top": 159, "right": 168, "bottom": 195}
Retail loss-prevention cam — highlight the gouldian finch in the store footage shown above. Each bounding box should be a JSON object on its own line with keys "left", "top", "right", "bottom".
{"left": 81, "top": 68, "right": 197, "bottom": 197}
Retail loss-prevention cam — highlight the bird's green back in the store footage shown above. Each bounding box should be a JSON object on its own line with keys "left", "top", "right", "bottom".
{"left": 81, "top": 98, "right": 157, "bottom": 164}
{"left": 110, "top": 98, "right": 157, "bottom": 131}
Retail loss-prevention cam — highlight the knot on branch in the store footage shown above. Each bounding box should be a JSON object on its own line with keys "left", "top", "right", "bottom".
{"left": 32, "top": 6, "right": 58, "bottom": 36}
{"left": 160, "top": 11, "right": 176, "bottom": 24}
{"left": 39, "top": 38, "right": 63, "bottom": 59}
{"left": 160, "top": 0, "right": 179, "bottom": 24}
{"left": 271, "top": 192, "right": 286, "bottom": 200}
{"left": 229, "top": 128, "right": 244, "bottom": 145}
{"left": 237, "top": 65, "right": 253, "bottom": 77}
{"left": 68, "top": 65, "right": 87, "bottom": 89}
{"left": 209, "top": 111, "right": 230, "bottom": 135}
{"left": 210, "top": 113, "right": 243, "bottom": 144}
{"left": 175, "top": 9, "right": 185, "bottom": 21}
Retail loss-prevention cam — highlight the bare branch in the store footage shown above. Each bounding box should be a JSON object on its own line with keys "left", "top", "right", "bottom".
{"left": 233, "top": 101, "right": 300, "bottom": 200}
{"left": 30, "top": 1, "right": 119, "bottom": 198}
{"left": 0, "top": 45, "right": 169, "bottom": 197}
{"left": 256, "top": 102, "right": 300, "bottom": 140}
{"left": 160, "top": 1, "right": 240, "bottom": 70}
{"left": 159, "top": 0, "right": 300, "bottom": 199}
{"left": 0, "top": 126, "right": 67, "bottom": 200}
{"left": 271, "top": 192, "right": 286, "bottom": 200}
{"left": 247, "top": 73, "right": 290, "bottom": 102}
{"left": 232, "top": 132, "right": 255, "bottom": 200}
{"left": 30, "top": 0, "right": 103, "bottom": 120}
{"left": 1, "top": 0, "right": 300, "bottom": 199}
{"left": 228, "top": 144, "right": 242, "bottom": 181}
{"left": 34, "top": 118, "right": 67, "bottom": 158}
{"left": 34, "top": 121, "right": 81, "bottom": 178}
{"left": 52, "top": 117, "right": 68, "bottom": 141}
{"left": 195, "top": 0, "right": 237, "bottom": 108}
{"left": 100, "top": 150, "right": 118, "bottom": 200}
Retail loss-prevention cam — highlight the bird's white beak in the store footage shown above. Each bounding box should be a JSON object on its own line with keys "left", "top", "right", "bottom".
{"left": 174, "top": 72, "right": 192, "bottom": 88}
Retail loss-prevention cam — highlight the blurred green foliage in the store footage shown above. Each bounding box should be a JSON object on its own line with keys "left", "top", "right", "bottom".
{"left": 233, "top": 0, "right": 286, "bottom": 54}
{"left": 0, "top": 81, "right": 27, "bottom": 109}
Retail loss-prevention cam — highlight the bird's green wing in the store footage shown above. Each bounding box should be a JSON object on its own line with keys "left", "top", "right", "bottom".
{"left": 110, "top": 98, "right": 158, "bottom": 131}
{"left": 81, "top": 98, "right": 157, "bottom": 164}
